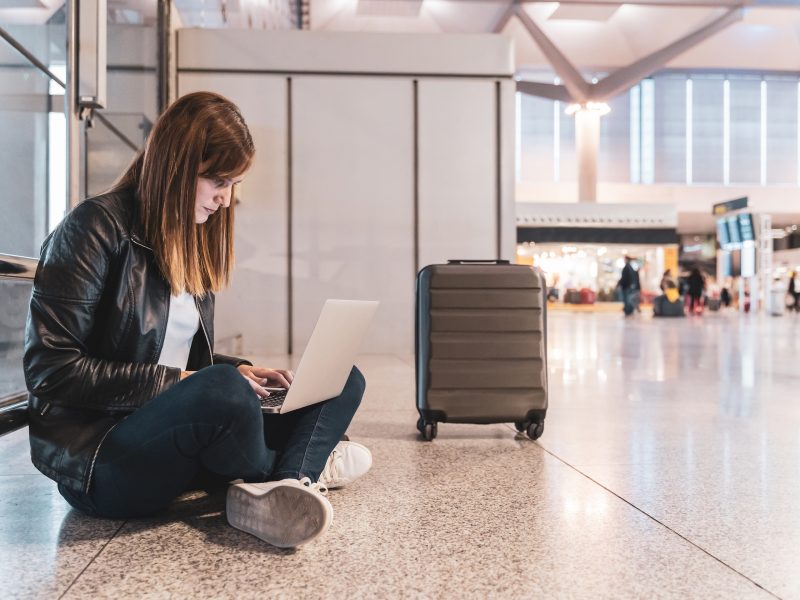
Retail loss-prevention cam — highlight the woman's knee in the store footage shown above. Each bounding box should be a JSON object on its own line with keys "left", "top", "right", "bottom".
{"left": 338, "top": 366, "right": 366, "bottom": 409}
{"left": 186, "top": 364, "right": 259, "bottom": 419}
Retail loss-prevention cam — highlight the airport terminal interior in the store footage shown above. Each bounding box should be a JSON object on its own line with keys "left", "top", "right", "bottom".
{"left": 2, "top": 0, "right": 800, "bottom": 598}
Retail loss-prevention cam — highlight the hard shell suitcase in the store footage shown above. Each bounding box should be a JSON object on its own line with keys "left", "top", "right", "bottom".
{"left": 415, "top": 260, "right": 548, "bottom": 441}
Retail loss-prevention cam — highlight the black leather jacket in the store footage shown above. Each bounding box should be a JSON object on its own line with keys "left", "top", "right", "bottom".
{"left": 23, "top": 188, "right": 250, "bottom": 494}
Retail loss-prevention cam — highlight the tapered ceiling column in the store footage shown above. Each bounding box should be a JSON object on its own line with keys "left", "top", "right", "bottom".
{"left": 575, "top": 108, "right": 599, "bottom": 202}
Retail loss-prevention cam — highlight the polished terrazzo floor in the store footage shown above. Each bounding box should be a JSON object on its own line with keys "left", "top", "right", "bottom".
{"left": 2, "top": 311, "right": 800, "bottom": 599}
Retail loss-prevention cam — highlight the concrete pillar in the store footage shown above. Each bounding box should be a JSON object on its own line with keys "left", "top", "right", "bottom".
{"left": 575, "top": 107, "right": 600, "bottom": 203}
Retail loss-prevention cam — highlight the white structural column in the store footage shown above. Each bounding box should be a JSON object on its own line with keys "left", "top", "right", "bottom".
{"left": 575, "top": 108, "right": 601, "bottom": 202}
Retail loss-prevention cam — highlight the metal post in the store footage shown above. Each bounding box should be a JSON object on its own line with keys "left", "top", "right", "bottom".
{"left": 759, "top": 214, "right": 772, "bottom": 315}
{"left": 157, "top": 0, "right": 171, "bottom": 114}
{"left": 66, "top": 0, "right": 81, "bottom": 209}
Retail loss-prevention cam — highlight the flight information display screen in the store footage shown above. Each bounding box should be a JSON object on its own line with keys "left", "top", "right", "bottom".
{"left": 738, "top": 213, "right": 755, "bottom": 242}
{"left": 717, "top": 219, "right": 730, "bottom": 247}
{"left": 726, "top": 216, "right": 742, "bottom": 245}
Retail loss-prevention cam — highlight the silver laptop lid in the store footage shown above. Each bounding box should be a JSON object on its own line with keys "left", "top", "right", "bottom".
{"left": 279, "top": 299, "right": 379, "bottom": 413}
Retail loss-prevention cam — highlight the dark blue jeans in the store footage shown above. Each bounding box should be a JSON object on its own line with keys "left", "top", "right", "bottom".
{"left": 623, "top": 288, "right": 640, "bottom": 316}
{"left": 58, "top": 363, "right": 365, "bottom": 519}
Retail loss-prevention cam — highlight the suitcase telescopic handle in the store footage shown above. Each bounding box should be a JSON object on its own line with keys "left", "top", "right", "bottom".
{"left": 447, "top": 259, "right": 510, "bottom": 265}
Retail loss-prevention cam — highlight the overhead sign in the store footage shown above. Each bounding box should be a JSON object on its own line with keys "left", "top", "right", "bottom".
{"left": 712, "top": 197, "right": 748, "bottom": 216}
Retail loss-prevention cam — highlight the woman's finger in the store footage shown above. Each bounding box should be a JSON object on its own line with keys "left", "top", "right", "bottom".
{"left": 277, "top": 369, "right": 294, "bottom": 384}
{"left": 249, "top": 367, "right": 292, "bottom": 388}
{"left": 268, "top": 372, "right": 291, "bottom": 388}
{"left": 242, "top": 373, "right": 269, "bottom": 398}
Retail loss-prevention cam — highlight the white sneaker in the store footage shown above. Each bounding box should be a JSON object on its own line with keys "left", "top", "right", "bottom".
{"left": 318, "top": 441, "right": 373, "bottom": 489}
{"left": 226, "top": 478, "right": 333, "bottom": 548}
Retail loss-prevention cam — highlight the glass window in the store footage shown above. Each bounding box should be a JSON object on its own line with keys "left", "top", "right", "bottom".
{"left": 692, "top": 75, "right": 725, "bottom": 184}
{"left": 766, "top": 77, "right": 798, "bottom": 185}
{"left": 653, "top": 74, "right": 686, "bottom": 184}
{"left": 729, "top": 76, "right": 762, "bottom": 185}
{"left": 598, "top": 92, "right": 630, "bottom": 183}
{"left": 518, "top": 93, "right": 555, "bottom": 182}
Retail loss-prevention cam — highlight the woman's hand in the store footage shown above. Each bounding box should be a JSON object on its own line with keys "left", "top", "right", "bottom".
{"left": 237, "top": 365, "right": 294, "bottom": 399}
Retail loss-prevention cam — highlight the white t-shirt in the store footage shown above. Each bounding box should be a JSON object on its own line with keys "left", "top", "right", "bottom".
{"left": 157, "top": 291, "right": 200, "bottom": 370}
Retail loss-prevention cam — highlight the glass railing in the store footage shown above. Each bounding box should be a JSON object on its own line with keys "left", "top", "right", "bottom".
{"left": 0, "top": 28, "right": 64, "bottom": 255}
{"left": 86, "top": 111, "right": 152, "bottom": 196}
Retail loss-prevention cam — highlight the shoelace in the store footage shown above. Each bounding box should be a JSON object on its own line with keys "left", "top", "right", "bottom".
{"left": 299, "top": 476, "right": 328, "bottom": 496}
{"left": 319, "top": 449, "right": 341, "bottom": 486}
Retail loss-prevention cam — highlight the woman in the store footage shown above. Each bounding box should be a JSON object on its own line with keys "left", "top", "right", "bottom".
{"left": 23, "top": 92, "right": 371, "bottom": 549}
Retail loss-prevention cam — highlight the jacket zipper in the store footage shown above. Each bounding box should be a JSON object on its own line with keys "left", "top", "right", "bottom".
{"left": 196, "top": 296, "right": 214, "bottom": 365}
{"left": 85, "top": 421, "right": 120, "bottom": 494}
{"left": 130, "top": 237, "right": 152, "bottom": 251}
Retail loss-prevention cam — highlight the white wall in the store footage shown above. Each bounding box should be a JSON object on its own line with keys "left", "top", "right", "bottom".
{"left": 178, "top": 30, "right": 515, "bottom": 355}
{"left": 180, "top": 73, "right": 289, "bottom": 356}
{"left": 417, "top": 79, "right": 497, "bottom": 267}
{"left": 291, "top": 76, "right": 414, "bottom": 355}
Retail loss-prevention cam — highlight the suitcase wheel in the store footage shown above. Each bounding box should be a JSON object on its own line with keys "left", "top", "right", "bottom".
{"left": 514, "top": 421, "right": 526, "bottom": 433}
{"left": 422, "top": 421, "right": 437, "bottom": 442}
{"left": 416, "top": 417, "right": 425, "bottom": 434}
{"left": 527, "top": 420, "right": 545, "bottom": 441}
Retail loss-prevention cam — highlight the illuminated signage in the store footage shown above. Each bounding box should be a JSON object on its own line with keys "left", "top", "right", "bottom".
{"left": 712, "top": 197, "right": 748, "bottom": 216}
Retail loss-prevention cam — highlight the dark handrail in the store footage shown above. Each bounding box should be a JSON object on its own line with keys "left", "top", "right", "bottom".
{"left": 0, "top": 253, "right": 38, "bottom": 281}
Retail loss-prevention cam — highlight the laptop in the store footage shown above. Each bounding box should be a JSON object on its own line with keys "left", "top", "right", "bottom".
{"left": 259, "top": 299, "right": 379, "bottom": 414}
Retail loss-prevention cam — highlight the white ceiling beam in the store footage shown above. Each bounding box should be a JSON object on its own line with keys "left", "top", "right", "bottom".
{"left": 591, "top": 7, "right": 743, "bottom": 101}
{"left": 516, "top": 81, "right": 574, "bottom": 103}
{"left": 513, "top": 5, "right": 590, "bottom": 103}
{"left": 515, "top": 0, "right": 753, "bottom": 6}
{"left": 417, "top": 0, "right": 755, "bottom": 5}
{"left": 489, "top": 2, "right": 515, "bottom": 34}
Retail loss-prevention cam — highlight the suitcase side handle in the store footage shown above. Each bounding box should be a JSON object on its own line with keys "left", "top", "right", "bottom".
{"left": 447, "top": 259, "right": 510, "bottom": 265}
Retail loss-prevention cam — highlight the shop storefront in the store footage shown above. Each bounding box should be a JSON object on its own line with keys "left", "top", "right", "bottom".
{"left": 516, "top": 242, "right": 677, "bottom": 303}
{"left": 516, "top": 202, "right": 679, "bottom": 304}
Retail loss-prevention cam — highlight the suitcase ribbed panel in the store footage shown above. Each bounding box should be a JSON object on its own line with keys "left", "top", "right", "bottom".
{"left": 428, "top": 358, "right": 544, "bottom": 388}
{"left": 430, "top": 332, "right": 543, "bottom": 359}
{"left": 431, "top": 308, "right": 541, "bottom": 332}
{"left": 431, "top": 289, "right": 542, "bottom": 309}
{"left": 416, "top": 263, "right": 548, "bottom": 424}
{"left": 431, "top": 267, "right": 543, "bottom": 289}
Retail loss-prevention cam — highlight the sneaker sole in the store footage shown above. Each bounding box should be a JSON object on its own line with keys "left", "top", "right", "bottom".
{"left": 226, "top": 483, "right": 332, "bottom": 548}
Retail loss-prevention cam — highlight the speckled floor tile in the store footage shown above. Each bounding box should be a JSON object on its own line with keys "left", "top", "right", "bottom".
{"left": 573, "top": 460, "right": 800, "bottom": 599}
{"left": 0, "top": 474, "right": 123, "bottom": 599}
{"left": 61, "top": 420, "right": 769, "bottom": 600}
{"left": 4, "top": 312, "right": 800, "bottom": 598}
{"left": 0, "top": 427, "right": 40, "bottom": 476}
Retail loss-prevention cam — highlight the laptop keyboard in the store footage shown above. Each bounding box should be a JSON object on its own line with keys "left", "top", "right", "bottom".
{"left": 260, "top": 389, "right": 288, "bottom": 409}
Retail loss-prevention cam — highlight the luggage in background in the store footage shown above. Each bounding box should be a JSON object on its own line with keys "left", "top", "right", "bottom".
{"left": 580, "top": 288, "right": 596, "bottom": 305}
{"left": 416, "top": 260, "right": 548, "bottom": 442}
{"left": 707, "top": 298, "right": 721, "bottom": 312}
{"left": 564, "top": 289, "right": 582, "bottom": 304}
{"left": 653, "top": 294, "right": 685, "bottom": 317}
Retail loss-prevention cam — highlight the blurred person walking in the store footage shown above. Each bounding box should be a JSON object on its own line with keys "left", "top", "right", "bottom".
{"left": 687, "top": 267, "right": 706, "bottom": 315}
{"left": 619, "top": 256, "right": 641, "bottom": 317}
{"left": 789, "top": 272, "right": 799, "bottom": 312}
